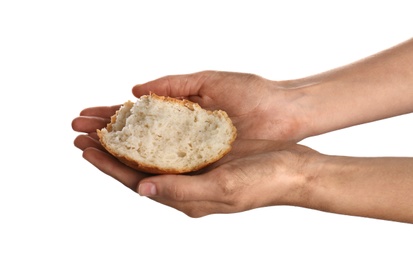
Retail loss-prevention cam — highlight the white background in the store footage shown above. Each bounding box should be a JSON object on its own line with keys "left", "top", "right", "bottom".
{"left": 1, "top": 1, "right": 412, "bottom": 259}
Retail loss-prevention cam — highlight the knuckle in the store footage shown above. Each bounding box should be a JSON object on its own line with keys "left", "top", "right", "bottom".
{"left": 217, "top": 169, "right": 247, "bottom": 196}
{"left": 215, "top": 166, "right": 250, "bottom": 207}
{"left": 217, "top": 174, "right": 237, "bottom": 196}
{"left": 216, "top": 175, "right": 241, "bottom": 206}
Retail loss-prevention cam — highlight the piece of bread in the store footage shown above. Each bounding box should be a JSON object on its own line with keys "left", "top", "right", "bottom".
{"left": 97, "top": 93, "right": 237, "bottom": 174}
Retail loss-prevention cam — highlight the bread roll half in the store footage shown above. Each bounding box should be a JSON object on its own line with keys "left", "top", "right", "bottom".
{"left": 97, "top": 94, "right": 237, "bottom": 174}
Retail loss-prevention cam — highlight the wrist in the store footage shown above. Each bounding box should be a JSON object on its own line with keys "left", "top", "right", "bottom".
{"left": 267, "top": 80, "right": 316, "bottom": 141}
{"left": 284, "top": 151, "right": 354, "bottom": 214}
{"left": 265, "top": 145, "right": 325, "bottom": 208}
{"left": 277, "top": 77, "right": 350, "bottom": 139}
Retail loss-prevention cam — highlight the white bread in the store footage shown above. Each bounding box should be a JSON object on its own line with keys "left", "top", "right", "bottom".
{"left": 97, "top": 93, "right": 237, "bottom": 174}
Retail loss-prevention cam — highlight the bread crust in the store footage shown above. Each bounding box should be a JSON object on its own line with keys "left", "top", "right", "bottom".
{"left": 97, "top": 93, "right": 237, "bottom": 174}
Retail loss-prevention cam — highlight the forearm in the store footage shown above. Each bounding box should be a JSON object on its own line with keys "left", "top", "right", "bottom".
{"left": 281, "top": 38, "right": 413, "bottom": 138}
{"left": 302, "top": 155, "right": 413, "bottom": 223}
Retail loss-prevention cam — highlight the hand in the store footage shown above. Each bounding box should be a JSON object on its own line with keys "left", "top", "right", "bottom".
{"left": 71, "top": 104, "right": 289, "bottom": 190}
{"left": 72, "top": 104, "right": 316, "bottom": 215}
{"left": 73, "top": 107, "right": 316, "bottom": 217}
{"left": 71, "top": 103, "right": 413, "bottom": 223}
{"left": 137, "top": 141, "right": 317, "bottom": 217}
{"left": 132, "top": 71, "right": 304, "bottom": 141}
{"left": 72, "top": 38, "right": 413, "bottom": 223}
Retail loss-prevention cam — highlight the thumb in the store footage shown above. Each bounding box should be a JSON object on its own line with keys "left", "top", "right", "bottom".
{"left": 137, "top": 174, "right": 216, "bottom": 202}
{"left": 132, "top": 71, "right": 214, "bottom": 98}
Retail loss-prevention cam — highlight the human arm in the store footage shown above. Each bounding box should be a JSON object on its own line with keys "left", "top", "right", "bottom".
{"left": 71, "top": 104, "right": 413, "bottom": 223}
{"left": 301, "top": 155, "right": 413, "bottom": 223}
{"left": 72, "top": 38, "right": 413, "bottom": 223}
{"left": 279, "top": 37, "right": 413, "bottom": 138}
{"left": 132, "top": 38, "right": 413, "bottom": 141}
{"left": 137, "top": 148, "right": 413, "bottom": 223}
{"left": 72, "top": 121, "right": 413, "bottom": 223}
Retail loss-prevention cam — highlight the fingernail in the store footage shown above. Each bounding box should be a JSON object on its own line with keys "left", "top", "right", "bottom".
{"left": 138, "top": 182, "right": 157, "bottom": 196}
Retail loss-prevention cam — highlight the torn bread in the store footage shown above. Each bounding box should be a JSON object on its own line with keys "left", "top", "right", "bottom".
{"left": 97, "top": 94, "right": 237, "bottom": 174}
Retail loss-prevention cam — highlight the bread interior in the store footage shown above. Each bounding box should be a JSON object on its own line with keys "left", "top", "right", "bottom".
{"left": 100, "top": 95, "right": 236, "bottom": 172}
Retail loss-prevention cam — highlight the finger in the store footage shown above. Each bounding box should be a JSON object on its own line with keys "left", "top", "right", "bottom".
{"left": 132, "top": 71, "right": 216, "bottom": 98}
{"left": 79, "top": 105, "right": 121, "bottom": 117}
{"left": 88, "top": 132, "right": 99, "bottom": 140}
{"left": 144, "top": 168, "right": 251, "bottom": 217}
{"left": 137, "top": 165, "right": 236, "bottom": 203}
{"left": 83, "top": 147, "right": 149, "bottom": 190}
{"left": 137, "top": 173, "right": 217, "bottom": 202}
{"left": 74, "top": 134, "right": 104, "bottom": 151}
{"left": 71, "top": 116, "right": 110, "bottom": 133}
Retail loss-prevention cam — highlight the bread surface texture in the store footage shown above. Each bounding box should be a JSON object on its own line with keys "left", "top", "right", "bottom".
{"left": 97, "top": 94, "right": 237, "bottom": 174}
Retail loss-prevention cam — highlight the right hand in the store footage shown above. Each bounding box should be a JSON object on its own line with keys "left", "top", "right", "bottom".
{"left": 132, "top": 71, "right": 303, "bottom": 141}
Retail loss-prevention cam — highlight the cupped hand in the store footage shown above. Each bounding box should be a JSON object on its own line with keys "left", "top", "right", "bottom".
{"left": 136, "top": 140, "right": 317, "bottom": 217}
{"left": 133, "top": 71, "right": 303, "bottom": 141}
{"left": 72, "top": 107, "right": 316, "bottom": 217}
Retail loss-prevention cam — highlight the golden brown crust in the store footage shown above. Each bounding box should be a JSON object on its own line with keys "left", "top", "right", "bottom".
{"left": 98, "top": 93, "right": 237, "bottom": 174}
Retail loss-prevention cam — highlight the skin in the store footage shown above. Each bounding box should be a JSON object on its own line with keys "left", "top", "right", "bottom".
{"left": 72, "top": 38, "right": 413, "bottom": 223}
